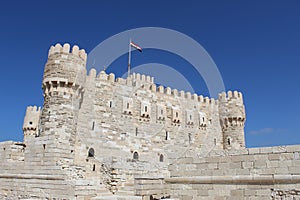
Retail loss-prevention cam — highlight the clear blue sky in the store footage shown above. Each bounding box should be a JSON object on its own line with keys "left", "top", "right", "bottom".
{"left": 0, "top": 0, "right": 299, "bottom": 147}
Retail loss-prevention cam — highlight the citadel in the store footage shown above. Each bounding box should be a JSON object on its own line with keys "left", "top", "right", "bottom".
{"left": 0, "top": 43, "right": 299, "bottom": 200}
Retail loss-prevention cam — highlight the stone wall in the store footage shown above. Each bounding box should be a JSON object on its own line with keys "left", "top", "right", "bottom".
{"left": 0, "top": 140, "right": 74, "bottom": 199}
{"left": 166, "top": 145, "right": 300, "bottom": 199}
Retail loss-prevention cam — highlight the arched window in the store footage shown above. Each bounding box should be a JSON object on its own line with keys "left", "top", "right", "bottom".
{"left": 145, "top": 106, "right": 147, "bottom": 112}
{"left": 159, "top": 154, "right": 164, "bottom": 162}
{"left": 133, "top": 152, "right": 139, "bottom": 160}
{"left": 88, "top": 148, "right": 95, "bottom": 157}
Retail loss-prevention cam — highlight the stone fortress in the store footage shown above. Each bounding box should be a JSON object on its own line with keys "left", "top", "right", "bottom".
{"left": 0, "top": 43, "right": 299, "bottom": 200}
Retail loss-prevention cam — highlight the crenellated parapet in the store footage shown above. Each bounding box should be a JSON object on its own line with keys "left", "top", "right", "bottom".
{"left": 91, "top": 70, "right": 218, "bottom": 107}
{"left": 43, "top": 43, "right": 87, "bottom": 98}
{"left": 23, "top": 106, "right": 41, "bottom": 137}
{"left": 218, "top": 91, "right": 246, "bottom": 149}
{"left": 218, "top": 91, "right": 245, "bottom": 127}
{"left": 48, "top": 43, "right": 87, "bottom": 61}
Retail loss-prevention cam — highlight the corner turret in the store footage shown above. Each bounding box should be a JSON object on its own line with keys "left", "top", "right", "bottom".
{"left": 218, "top": 91, "right": 246, "bottom": 150}
{"left": 39, "top": 43, "right": 87, "bottom": 156}
{"left": 23, "top": 106, "right": 41, "bottom": 139}
{"left": 43, "top": 43, "right": 87, "bottom": 95}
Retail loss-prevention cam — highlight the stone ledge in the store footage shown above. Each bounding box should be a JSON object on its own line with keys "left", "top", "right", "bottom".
{"left": 0, "top": 174, "right": 64, "bottom": 180}
{"left": 165, "top": 175, "right": 300, "bottom": 184}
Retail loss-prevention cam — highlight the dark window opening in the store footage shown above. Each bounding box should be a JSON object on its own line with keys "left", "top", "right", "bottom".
{"left": 145, "top": 106, "right": 147, "bottom": 112}
{"left": 43, "top": 144, "right": 46, "bottom": 150}
{"left": 88, "top": 148, "right": 95, "bottom": 157}
{"left": 29, "top": 121, "right": 33, "bottom": 125}
{"left": 136, "top": 127, "right": 138, "bottom": 136}
{"left": 127, "top": 103, "right": 130, "bottom": 109}
{"left": 214, "top": 138, "right": 217, "bottom": 145}
{"left": 202, "top": 117, "right": 205, "bottom": 122}
{"left": 227, "top": 138, "right": 231, "bottom": 146}
{"left": 190, "top": 115, "right": 192, "bottom": 120}
{"left": 188, "top": 133, "right": 192, "bottom": 143}
{"left": 161, "top": 109, "right": 163, "bottom": 115}
{"left": 92, "top": 121, "right": 95, "bottom": 130}
{"left": 109, "top": 101, "right": 112, "bottom": 108}
{"left": 159, "top": 154, "right": 164, "bottom": 162}
{"left": 176, "top": 112, "right": 178, "bottom": 118}
{"left": 133, "top": 152, "right": 139, "bottom": 160}
{"left": 165, "top": 131, "right": 169, "bottom": 140}
{"left": 93, "top": 164, "right": 95, "bottom": 171}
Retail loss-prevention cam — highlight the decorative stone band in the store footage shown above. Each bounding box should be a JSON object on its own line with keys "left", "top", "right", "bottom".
{"left": 165, "top": 175, "right": 300, "bottom": 184}
{"left": 0, "top": 174, "right": 64, "bottom": 180}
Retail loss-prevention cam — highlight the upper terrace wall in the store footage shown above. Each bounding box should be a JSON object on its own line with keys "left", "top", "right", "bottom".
{"left": 166, "top": 145, "right": 300, "bottom": 200}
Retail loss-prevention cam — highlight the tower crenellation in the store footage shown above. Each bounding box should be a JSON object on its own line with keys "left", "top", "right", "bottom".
{"left": 23, "top": 106, "right": 41, "bottom": 138}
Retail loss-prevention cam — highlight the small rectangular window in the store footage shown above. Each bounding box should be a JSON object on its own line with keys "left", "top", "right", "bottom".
{"left": 165, "top": 131, "right": 169, "bottom": 140}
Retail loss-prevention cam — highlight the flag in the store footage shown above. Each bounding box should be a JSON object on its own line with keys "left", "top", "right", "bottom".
{"left": 130, "top": 41, "right": 142, "bottom": 52}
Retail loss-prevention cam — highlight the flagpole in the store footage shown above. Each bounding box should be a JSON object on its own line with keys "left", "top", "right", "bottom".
{"left": 128, "top": 38, "right": 132, "bottom": 77}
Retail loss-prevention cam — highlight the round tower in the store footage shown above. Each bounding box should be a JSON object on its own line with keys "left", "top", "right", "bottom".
{"left": 39, "top": 43, "right": 87, "bottom": 149}
{"left": 23, "top": 106, "right": 41, "bottom": 140}
{"left": 218, "top": 91, "right": 246, "bottom": 150}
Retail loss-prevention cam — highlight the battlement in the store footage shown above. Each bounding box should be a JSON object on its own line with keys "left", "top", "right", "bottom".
{"left": 218, "top": 91, "right": 243, "bottom": 104}
{"left": 48, "top": 43, "right": 87, "bottom": 62}
{"left": 218, "top": 91, "right": 245, "bottom": 118}
{"left": 26, "top": 106, "right": 41, "bottom": 113}
{"left": 43, "top": 43, "right": 87, "bottom": 95}
{"left": 87, "top": 69, "right": 218, "bottom": 107}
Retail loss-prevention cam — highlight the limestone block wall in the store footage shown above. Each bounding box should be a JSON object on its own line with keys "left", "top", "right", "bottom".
{"left": 167, "top": 145, "right": 300, "bottom": 200}
{"left": 0, "top": 140, "right": 74, "bottom": 199}
{"left": 0, "top": 141, "right": 25, "bottom": 162}
{"left": 135, "top": 176, "right": 170, "bottom": 199}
